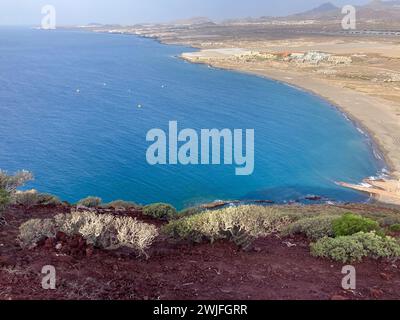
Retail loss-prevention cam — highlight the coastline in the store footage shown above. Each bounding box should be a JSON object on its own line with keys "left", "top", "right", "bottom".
{"left": 179, "top": 51, "right": 400, "bottom": 204}
{"left": 89, "top": 29, "right": 400, "bottom": 205}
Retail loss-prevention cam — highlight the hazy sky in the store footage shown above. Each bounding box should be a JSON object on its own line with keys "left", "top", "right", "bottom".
{"left": 0, "top": 0, "right": 370, "bottom": 25}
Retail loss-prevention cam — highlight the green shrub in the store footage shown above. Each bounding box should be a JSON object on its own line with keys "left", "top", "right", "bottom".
{"left": 389, "top": 224, "right": 400, "bottom": 232}
{"left": 77, "top": 196, "right": 102, "bottom": 208}
{"left": 162, "top": 205, "right": 293, "bottom": 244}
{"left": 102, "top": 200, "right": 141, "bottom": 210}
{"left": 0, "top": 188, "right": 10, "bottom": 222}
{"left": 0, "top": 188, "right": 10, "bottom": 210}
{"left": 282, "top": 215, "right": 339, "bottom": 240}
{"left": 143, "top": 203, "right": 177, "bottom": 220}
{"left": 311, "top": 232, "right": 400, "bottom": 263}
{"left": 19, "top": 211, "right": 159, "bottom": 255}
{"left": 0, "top": 170, "right": 33, "bottom": 193}
{"left": 175, "top": 206, "right": 205, "bottom": 219}
{"left": 36, "top": 193, "right": 62, "bottom": 206}
{"left": 333, "top": 213, "right": 380, "bottom": 237}
{"left": 12, "top": 190, "right": 61, "bottom": 208}
{"left": 13, "top": 190, "right": 40, "bottom": 208}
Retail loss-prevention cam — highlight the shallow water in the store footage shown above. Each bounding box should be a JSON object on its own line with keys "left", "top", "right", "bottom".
{"left": 0, "top": 28, "right": 383, "bottom": 208}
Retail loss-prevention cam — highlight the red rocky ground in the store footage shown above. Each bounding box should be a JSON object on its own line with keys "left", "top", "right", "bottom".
{"left": 0, "top": 204, "right": 399, "bottom": 300}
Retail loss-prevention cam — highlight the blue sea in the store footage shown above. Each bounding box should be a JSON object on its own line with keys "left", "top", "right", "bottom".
{"left": 0, "top": 27, "right": 384, "bottom": 209}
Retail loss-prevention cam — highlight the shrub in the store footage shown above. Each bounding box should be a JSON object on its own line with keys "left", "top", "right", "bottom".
{"left": 0, "top": 188, "right": 10, "bottom": 222}
{"left": 102, "top": 200, "right": 140, "bottom": 210}
{"left": 19, "top": 211, "right": 159, "bottom": 255}
{"left": 379, "top": 216, "right": 400, "bottom": 227}
{"left": 174, "top": 206, "right": 205, "bottom": 219}
{"left": 162, "top": 205, "right": 293, "bottom": 244}
{"left": 0, "top": 188, "right": 10, "bottom": 211}
{"left": 0, "top": 170, "right": 33, "bottom": 193}
{"left": 282, "top": 215, "right": 339, "bottom": 240}
{"left": 13, "top": 190, "right": 40, "bottom": 208}
{"left": 77, "top": 196, "right": 102, "bottom": 208}
{"left": 18, "top": 218, "right": 57, "bottom": 248}
{"left": 311, "top": 232, "right": 400, "bottom": 263}
{"left": 389, "top": 224, "right": 400, "bottom": 232}
{"left": 36, "top": 193, "right": 62, "bottom": 206}
{"left": 332, "top": 213, "right": 380, "bottom": 237}
{"left": 143, "top": 203, "right": 177, "bottom": 220}
{"left": 13, "top": 190, "right": 61, "bottom": 208}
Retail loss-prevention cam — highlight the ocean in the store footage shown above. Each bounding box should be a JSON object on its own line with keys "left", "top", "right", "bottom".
{"left": 0, "top": 27, "right": 383, "bottom": 209}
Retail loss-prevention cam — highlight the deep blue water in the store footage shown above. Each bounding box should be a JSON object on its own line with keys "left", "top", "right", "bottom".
{"left": 0, "top": 28, "right": 383, "bottom": 209}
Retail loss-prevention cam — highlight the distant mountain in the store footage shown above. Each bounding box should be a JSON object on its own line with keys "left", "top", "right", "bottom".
{"left": 284, "top": 0, "right": 400, "bottom": 21}
{"left": 170, "top": 17, "right": 214, "bottom": 26}
{"left": 288, "top": 2, "right": 340, "bottom": 20}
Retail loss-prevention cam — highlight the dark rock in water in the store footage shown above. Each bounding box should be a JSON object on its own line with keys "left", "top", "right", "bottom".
{"left": 254, "top": 200, "right": 275, "bottom": 204}
{"left": 305, "top": 195, "right": 322, "bottom": 201}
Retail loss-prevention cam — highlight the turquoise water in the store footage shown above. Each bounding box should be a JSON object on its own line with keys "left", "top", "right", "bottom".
{"left": 0, "top": 28, "right": 383, "bottom": 209}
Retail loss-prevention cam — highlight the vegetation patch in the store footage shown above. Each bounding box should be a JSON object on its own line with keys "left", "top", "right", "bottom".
{"left": 282, "top": 215, "right": 339, "bottom": 240}
{"left": 18, "top": 211, "right": 159, "bottom": 256}
{"left": 102, "top": 200, "right": 141, "bottom": 210}
{"left": 162, "top": 205, "right": 293, "bottom": 246}
{"left": 77, "top": 196, "right": 102, "bottom": 208}
{"left": 13, "top": 190, "right": 61, "bottom": 208}
{"left": 143, "top": 203, "right": 177, "bottom": 220}
{"left": 311, "top": 232, "right": 400, "bottom": 263}
{"left": 389, "top": 224, "right": 400, "bottom": 232}
{"left": 332, "top": 213, "right": 381, "bottom": 237}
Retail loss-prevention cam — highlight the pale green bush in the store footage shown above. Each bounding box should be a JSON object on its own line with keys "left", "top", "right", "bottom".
{"left": 77, "top": 196, "right": 102, "bottom": 208}
{"left": 0, "top": 170, "right": 33, "bottom": 193}
{"left": 282, "top": 215, "right": 339, "bottom": 240}
{"left": 19, "top": 211, "right": 159, "bottom": 255}
{"left": 13, "top": 190, "right": 41, "bottom": 208}
{"left": 13, "top": 190, "right": 61, "bottom": 208}
{"left": 311, "top": 232, "right": 400, "bottom": 263}
{"left": 18, "top": 218, "right": 57, "bottom": 248}
{"left": 162, "top": 205, "right": 294, "bottom": 244}
{"left": 143, "top": 203, "right": 177, "bottom": 220}
{"left": 102, "top": 200, "right": 140, "bottom": 210}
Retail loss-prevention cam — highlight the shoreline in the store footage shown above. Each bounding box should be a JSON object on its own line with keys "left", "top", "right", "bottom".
{"left": 180, "top": 52, "right": 400, "bottom": 204}
{"left": 86, "top": 30, "right": 400, "bottom": 205}
{"left": 180, "top": 54, "right": 395, "bottom": 174}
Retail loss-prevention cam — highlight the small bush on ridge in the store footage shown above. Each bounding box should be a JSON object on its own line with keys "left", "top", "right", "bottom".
{"left": 333, "top": 213, "right": 380, "bottom": 237}
{"left": 390, "top": 224, "right": 400, "bottom": 232}
{"left": 18, "top": 218, "right": 57, "bottom": 247}
{"left": 311, "top": 232, "right": 400, "bottom": 263}
{"left": 77, "top": 196, "right": 102, "bottom": 208}
{"left": 13, "top": 190, "right": 61, "bottom": 208}
{"left": 162, "top": 205, "right": 294, "bottom": 244}
{"left": 0, "top": 188, "right": 10, "bottom": 210}
{"left": 0, "top": 170, "right": 33, "bottom": 193}
{"left": 143, "top": 203, "right": 177, "bottom": 220}
{"left": 282, "top": 215, "right": 339, "bottom": 240}
{"left": 102, "top": 200, "right": 141, "bottom": 210}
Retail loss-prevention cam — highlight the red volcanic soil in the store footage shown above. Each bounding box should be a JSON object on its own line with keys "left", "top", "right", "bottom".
{"left": 0, "top": 205, "right": 399, "bottom": 300}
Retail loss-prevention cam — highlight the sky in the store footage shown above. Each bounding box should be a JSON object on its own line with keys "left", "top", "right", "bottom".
{"left": 0, "top": 0, "right": 371, "bottom": 26}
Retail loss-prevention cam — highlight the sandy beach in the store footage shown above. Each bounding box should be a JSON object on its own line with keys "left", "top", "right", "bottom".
{"left": 87, "top": 21, "right": 400, "bottom": 205}
{"left": 181, "top": 47, "right": 400, "bottom": 205}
